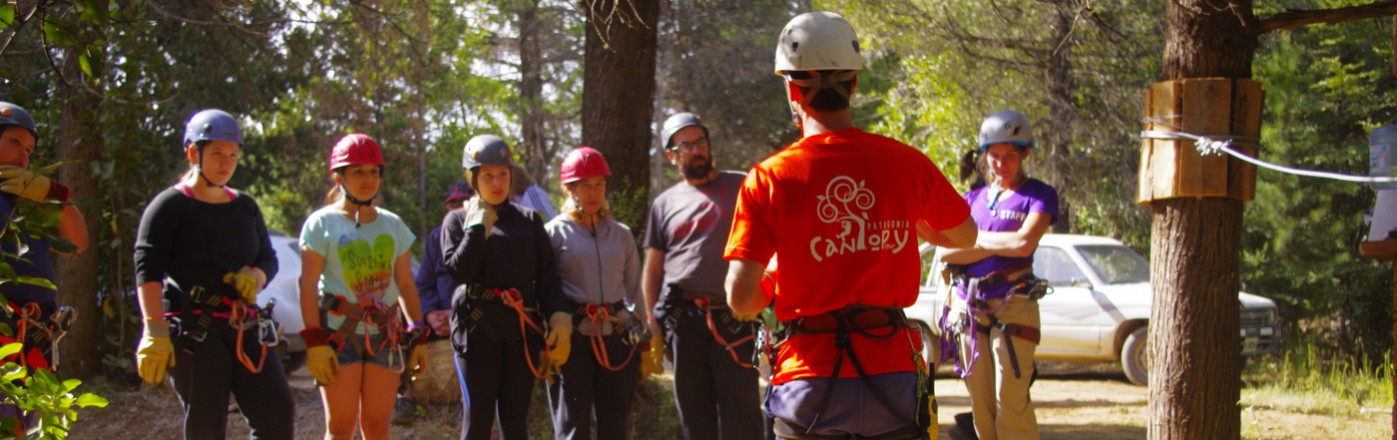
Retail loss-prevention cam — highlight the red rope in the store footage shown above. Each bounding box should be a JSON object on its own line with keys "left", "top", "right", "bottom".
{"left": 584, "top": 305, "right": 639, "bottom": 372}
{"left": 497, "top": 289, "right": 552, "bottom": 379}
{"left": 229, "top": 302, "right": 267, "bottom": 374}
{"left": 693, "top": 297, "right": 755, "bottom": 368}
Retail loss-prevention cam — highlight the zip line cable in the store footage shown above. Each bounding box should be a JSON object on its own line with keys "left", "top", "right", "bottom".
{"left": 1139, "top": 117, "right": 1397, "bottom": 185}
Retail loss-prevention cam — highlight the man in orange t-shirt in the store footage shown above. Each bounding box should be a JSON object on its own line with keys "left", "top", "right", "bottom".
{"left": 724, "top": 11, "right": 977, "bottom": 440}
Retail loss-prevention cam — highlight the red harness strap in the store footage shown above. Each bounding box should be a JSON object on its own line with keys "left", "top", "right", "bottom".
{"left": 583, "top": 304, "right": 640, "bottom": 371}
{"left": 692, "top": 297, "right": 755, "bottom": 369}
{"left": 1, "top": 302, "right": 51, "bottom": 371}
{"left": 495, "top": 289, "right": 553, "bottom": 380}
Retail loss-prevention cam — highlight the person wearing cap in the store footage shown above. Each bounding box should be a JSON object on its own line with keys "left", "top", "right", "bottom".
{"left": 133, "top": 108, "right": 293, "bottom": 439}
{"left": 544, "top": 147, "right": 645, "bottom": 440}
{"left": 723, "top": 11, "right": 977, "bottom": 440}
{"left": 392, "top": 181, "right": 475, "bottom": 426}
{"left": 643, "top": 112, "right": 763, "bottom": 440}
{"left": 441, "top": 134, "right": 567, "bottom": 440}
{"left": 297, "top": 133, "right": 427, "bottom": 440}
{"left": 935, "top": 110, "right": 1056, "bottom": 440}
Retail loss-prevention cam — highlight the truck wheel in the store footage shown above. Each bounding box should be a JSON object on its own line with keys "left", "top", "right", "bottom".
{"left": 1122, "top": 326, "right": 1148, "bottom": 386}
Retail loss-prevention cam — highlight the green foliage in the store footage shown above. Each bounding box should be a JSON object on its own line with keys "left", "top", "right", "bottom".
{"left": 1242, "top": 339, "right": 1392, "bottom": 417}
{"left": 1244, "top": 15, "right": 1397, "bottom": 361}
{"left": 828, "top": 0, "right": 1160, "bottom": 247}
{"left": 0, "top": 350, "right": 109, "bottom": 440}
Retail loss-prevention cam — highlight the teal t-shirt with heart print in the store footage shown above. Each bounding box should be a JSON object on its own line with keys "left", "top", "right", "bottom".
{"left": 300, "top": 205, "right": 416, "bottom": 334}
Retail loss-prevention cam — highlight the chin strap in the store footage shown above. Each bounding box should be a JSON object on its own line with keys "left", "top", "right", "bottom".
{"left": 341, "top": 183, "right": 376, "bottom": 229}
{"left": 194, "top": 145, "right": 224, "bottom": 189}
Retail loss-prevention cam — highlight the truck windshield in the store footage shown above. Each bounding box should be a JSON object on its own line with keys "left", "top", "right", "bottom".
{"left": 1076, "top": 245, "right": 1151, "bottom": 285}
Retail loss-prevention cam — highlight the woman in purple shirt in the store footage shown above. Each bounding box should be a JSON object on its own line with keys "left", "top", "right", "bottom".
{"left": 936, "top": 110, "right": 1057, "bottom": 440}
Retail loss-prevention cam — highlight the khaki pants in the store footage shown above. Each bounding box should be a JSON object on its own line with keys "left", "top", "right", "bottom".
{"left": 954, "top": 296, "right": 1040, "bottom": 440}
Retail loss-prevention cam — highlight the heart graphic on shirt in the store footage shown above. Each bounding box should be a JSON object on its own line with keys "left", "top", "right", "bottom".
{"left": 338, "top": 234, "right": 395, "bottom": 302}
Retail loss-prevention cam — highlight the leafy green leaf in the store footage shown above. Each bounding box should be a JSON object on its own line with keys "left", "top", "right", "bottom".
{"left": 74, "top": 393, "right": 108, "bottom": 408}
{"left": 61, "top": 379, "right": 80, "bottom": 393}
{"left": 1, "top": 363, "right": 27, "bottom": 383}
{"left": 0, "top": 342, "right": 22, "bottom": 359}
{"left": 0, "top": 3, "right": 16, "bottom": 31}
{"left": 16, "top": 276, "right": 56, "bottom": 291}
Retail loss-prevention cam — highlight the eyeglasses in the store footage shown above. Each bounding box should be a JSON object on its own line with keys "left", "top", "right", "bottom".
{"left": 668, "top": 137, "right": 709, "bottom": 153}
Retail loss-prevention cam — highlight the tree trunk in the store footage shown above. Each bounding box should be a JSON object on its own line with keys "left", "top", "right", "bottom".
{"left": 1149, "top": 1, "right": 1257, "bottom": 438}
{"left": 1044, "top": 3, "right": 1075, "bottom": 233}
{"left": 581, "top": 0, "right": 659, "bottom": 230}
{"left": 55, "top": 45, "right": 103, "bottom": 380}
{"left": 518, "top": 0, "right": 550, "bottom": 191}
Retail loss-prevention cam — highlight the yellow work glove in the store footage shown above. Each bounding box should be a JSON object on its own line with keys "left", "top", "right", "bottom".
{"left": 300, "top": 327, "right": 339, "bottom": 385}
{"left": 136, "top": 319, "right": 175, "bottom": 384}
{"left": 221, "top": 266, "right": 263, "bottom": 304}
{"left": 462, "top": 198, "right": 499, "bottom": 233}
{"left": 545, "top": 312, "right": 573, "bottom": 367}
{"left": 0, "top": 165, "right": 68, "bottom": 203}
{"left": 306, "top": 346, "right": 338, "bottom": 385}
{"left": 641, "top": 336, "right": 665, "bottom": 383}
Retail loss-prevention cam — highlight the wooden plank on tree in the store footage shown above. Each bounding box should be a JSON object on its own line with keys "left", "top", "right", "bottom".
{"left": 1180, "top": 78, "right": 1232, "bottom": 197}
{"left": 1139, "top": 78, "right": 1261, "bottom": 203}
{"left": 1229, "top": 80, "right": 1264, "bottom": 200}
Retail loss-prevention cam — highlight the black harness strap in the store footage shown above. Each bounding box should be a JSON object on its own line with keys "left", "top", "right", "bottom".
{"left": 973, "top": 312, "right": 1041, "bottom": 380}
{"left": 782, "top": 307, "right": 916, "bottom": 435}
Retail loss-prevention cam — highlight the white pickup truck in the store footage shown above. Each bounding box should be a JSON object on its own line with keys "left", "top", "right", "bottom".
{"left": 906, "top": 234, "right": 1280, "bottom": 385}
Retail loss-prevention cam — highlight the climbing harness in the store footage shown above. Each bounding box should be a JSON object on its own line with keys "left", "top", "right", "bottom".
{"left": 0, "top": 302, "right": 76, "bottom": 371}
{"left": 498, "top": 289, "right": 559, "bottom": 382}
{"left": 575, "top": 302, "right": 642, "bottom": 372}
{"left": 319, "top": 294, "right": 413, "bottom": 373}
{"left": 162, "top": 282, "right": 278, "bottom": 374}
{"left": 656, "top": 288, "right": 758, "bottom": 369}
{"left": 937, "top": 264, "right": 1050, "bottom": 380}
{"left": 763, "top": 305, "right": 935, "bottom": 439}
{"left": 462, "top": 287, "right": 556, "bottom": 381}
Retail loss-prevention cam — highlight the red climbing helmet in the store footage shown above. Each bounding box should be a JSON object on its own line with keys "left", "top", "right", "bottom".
{"left": 329, "top": 133, "right": 385, "bottom": 172}
{"left": 559, "top": 146, "right": 611, "bottom": 184}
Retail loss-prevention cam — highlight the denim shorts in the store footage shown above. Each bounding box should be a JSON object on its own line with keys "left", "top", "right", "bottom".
{"left": 334, "top": 330, "right": 397, "bottom": 369}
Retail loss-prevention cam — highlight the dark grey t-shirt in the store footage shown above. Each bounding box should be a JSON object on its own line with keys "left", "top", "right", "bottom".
{"left": 643, "top": 171, "right": 745, "bottom": 301}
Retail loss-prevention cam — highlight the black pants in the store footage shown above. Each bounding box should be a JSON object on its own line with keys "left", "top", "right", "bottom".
{"left": 170, "top": 321, "right": 294, "bottom": 440}
{"left": 664, "top": 305, "right": 764, "bottom": 440}
{"left": 547, "top": 332, "right": 638, "bottom": 440}
{"left": 457, "top": 311, "right": 541, "bottom": 440}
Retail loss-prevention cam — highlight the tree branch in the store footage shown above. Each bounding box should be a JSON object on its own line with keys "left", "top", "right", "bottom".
{"left": 1257, "top": 1, "right": 1397, "bottom": 34}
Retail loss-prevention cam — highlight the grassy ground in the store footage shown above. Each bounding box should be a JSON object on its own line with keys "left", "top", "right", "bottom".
{"left": 67, "top": 348, "right": 1394, "bottom": 439}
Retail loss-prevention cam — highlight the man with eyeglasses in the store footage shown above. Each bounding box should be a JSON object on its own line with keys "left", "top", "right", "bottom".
{"left": 643, "top": 112, "right": 763, "bottom": 440}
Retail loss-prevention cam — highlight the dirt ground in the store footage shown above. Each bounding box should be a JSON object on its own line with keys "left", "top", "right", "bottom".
{"left": 67, "top": 362, "right": 1387, "bottom": 439}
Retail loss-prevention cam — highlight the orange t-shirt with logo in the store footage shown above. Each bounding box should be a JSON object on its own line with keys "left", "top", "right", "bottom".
{"left": 725, "top": 128, "right": 969, "bottom": 384}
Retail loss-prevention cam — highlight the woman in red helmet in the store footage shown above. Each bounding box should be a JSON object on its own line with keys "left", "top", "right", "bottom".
{"left": 296, "top": 133, "right": 427, "bottom": 440}
{"left": 543, "top": 147, "right": 647, "bottom": 440}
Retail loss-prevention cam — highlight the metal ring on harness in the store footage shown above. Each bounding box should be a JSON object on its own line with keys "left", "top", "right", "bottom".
{"left": 691, "top": 297, "right": 755, "bottom": 369}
